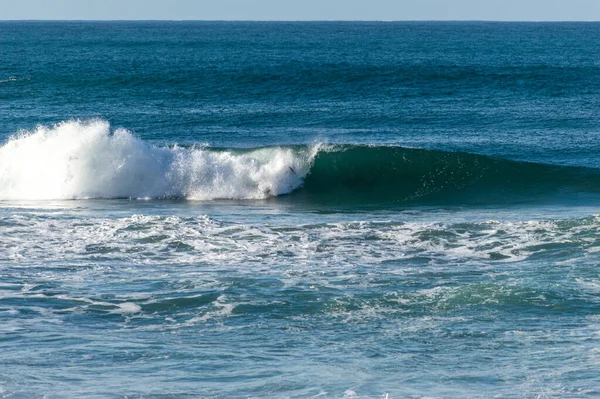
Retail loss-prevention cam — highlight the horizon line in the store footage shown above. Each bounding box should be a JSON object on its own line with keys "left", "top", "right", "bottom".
{"left": 2, "top": 19, "right": 600, "bottom": 23}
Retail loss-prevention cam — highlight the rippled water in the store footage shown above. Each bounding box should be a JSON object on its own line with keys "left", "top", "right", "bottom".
{"left": 2, "top": 202, "right": 600, "bottom": 398}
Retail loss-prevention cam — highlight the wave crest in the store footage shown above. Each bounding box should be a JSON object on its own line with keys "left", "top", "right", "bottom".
{"left": 2, "top": 120, "right": 600, "bottom": 204}
{"left": 0, "top": 120, "right": 314, "bottom": 200}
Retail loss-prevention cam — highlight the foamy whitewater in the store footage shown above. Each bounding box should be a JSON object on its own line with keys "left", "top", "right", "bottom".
{"left": 3, "top": 21, "right": 600, "bottom": 399}
{"left": 0, "top": 120, "right": 313, "bottom": 200}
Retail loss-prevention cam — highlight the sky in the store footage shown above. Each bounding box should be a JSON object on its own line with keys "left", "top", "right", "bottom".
{"left": 1, "top": 0, "right": 600, "bottom": 21}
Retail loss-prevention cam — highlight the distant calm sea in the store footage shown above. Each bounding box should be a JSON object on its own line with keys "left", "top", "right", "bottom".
{"left": 2, "top": 21, "right": 600, "bottom": 398}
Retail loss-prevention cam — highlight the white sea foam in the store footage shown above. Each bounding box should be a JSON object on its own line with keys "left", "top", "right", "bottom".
{"left": 188, "top": 295, "right": 236, "bottom": 324}
{"left": 113, "top": 302, "right": 142, "bottom": 314}
{"left": 1, "top": 212, "right": 595, "bottom": 271}
{"left": 0, "top": 120, "right": 316, "bottom": 200}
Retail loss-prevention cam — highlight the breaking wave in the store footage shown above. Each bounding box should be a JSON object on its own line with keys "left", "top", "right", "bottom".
{"left": 2, "top": 120, "right": 600, "bottom": 204}
{"left": 0, "top": 120, "right": 314, "bottom": 200}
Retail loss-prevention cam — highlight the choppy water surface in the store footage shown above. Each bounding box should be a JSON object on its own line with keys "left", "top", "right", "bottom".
{"left": 2, "top": 22, "right": 600, "bottom": 398}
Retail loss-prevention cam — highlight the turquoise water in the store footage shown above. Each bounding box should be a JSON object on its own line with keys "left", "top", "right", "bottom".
{"left": 1, "top": 22, "right": 600, "bottom": 398}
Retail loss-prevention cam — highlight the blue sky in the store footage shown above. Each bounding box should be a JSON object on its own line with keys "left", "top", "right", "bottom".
{"left": 1, "top": 0, "right": 599, "bottom": 21}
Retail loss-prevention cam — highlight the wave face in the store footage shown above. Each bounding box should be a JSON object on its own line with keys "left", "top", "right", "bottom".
{"left": 2, "top": 120, "right": 600, "bottom": 204}
{"left": 0, "top": 121, "right": 313, "bottom": 200}
{"left": 296, "top": 145, "right": 600, "bottom": 204}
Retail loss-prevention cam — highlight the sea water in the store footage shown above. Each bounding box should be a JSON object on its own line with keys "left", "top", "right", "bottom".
{"left": 1, "top": 22, "right": 600, "bottom": 398}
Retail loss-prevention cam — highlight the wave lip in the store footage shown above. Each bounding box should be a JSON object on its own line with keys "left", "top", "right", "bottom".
{"left": 0, "top": 120, "right": 315, "bottom": 201}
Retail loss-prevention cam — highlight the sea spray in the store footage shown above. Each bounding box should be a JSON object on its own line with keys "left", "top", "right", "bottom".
{"left": 0, "top": 120, "right": 315, "bottom": 200}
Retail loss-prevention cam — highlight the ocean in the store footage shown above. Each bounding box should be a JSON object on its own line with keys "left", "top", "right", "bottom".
{"left": 1, "top": 21, "right": 600, "bottom": 398}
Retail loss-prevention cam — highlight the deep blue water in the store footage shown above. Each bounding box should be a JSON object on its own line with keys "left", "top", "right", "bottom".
{"left": 1, "top": 21, "right": 600, "bottom": 398}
